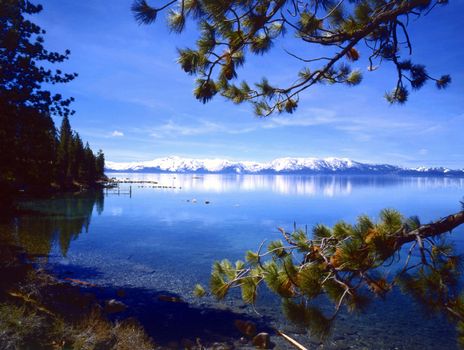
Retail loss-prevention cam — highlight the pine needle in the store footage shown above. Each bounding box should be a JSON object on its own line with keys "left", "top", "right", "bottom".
{"left": 275, "top": 329, "right": 308, "bottom": 350}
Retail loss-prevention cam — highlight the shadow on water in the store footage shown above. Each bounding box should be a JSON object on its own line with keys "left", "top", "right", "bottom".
{"left": 51, "top": 262, "right": 274, "bottom": 346}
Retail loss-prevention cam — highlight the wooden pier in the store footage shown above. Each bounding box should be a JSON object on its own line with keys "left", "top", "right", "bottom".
{"left": 103, "top": 179, "right": 183, "bottom": 197}
{"left": 105, "top": 185, "right": 132, "bottom": 198}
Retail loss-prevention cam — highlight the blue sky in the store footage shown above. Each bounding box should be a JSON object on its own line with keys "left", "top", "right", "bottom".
{"left": 36, "top": 1, "right": 464, "bottom": 167}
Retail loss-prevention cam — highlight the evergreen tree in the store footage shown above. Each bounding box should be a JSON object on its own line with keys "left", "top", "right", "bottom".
{"left": 0, "top": 0, "right": 77, "bottom": 116}
{"left": 195, "top": 207, "right": 464, "bottom": 344}
{"left": 83, "top": 142, "right": 97, "bottom": 184}
{"left": 132, "top": 0, "right": 451, "bottom": 115}
{"left": 96, "top": 150, "right": 105, "bottom": 180}
{"left": 56, "top": 115, "right": 72, "bottom": 184}
{"left": 68, "top": 133, "right": 78, "bottom": 182}
{"left": 13, "top": 107, "right": 56, "bottom": 186}
{"left": 0, "top": 1, "right": 105, "bottom": 194}
{"left": 0, "top": 0, "right": 76, "bottom": 193}
{"left": 73, "top": 133, "right": 85, "bottom": 182}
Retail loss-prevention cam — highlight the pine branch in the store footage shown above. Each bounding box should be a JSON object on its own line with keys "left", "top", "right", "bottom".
{"left": 395, "top": 211, "right": 464, "bottom": 248}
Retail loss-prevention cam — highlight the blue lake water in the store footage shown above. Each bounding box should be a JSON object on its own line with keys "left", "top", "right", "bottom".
{"left": 12, "top": 174, "right": 464, "bottom": 348}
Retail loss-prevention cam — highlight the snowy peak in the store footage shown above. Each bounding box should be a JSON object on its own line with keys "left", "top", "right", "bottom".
{"left": 268, "top": 157, "right": 358, "bottom": 171}
{"left": 107, "top": 156, "right": 238, "bottom": 173}
{"left": 105, "top": 156, "right": 464, "bottom": 176}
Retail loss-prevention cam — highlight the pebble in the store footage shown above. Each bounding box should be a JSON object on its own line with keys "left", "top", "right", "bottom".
{"left": 103, "top": 299, "right": 126, "bottom": 314}
{"left": 252, "top": 332, "right": 271, "bottom": 349}
{"left": 157, "top": 294, "right": 183, "bottom": 303}
{"left": 239, "top": 337, "right": 248, "bottom": 344}
{"left": 234, "top": 319, "right": 257, "bottom": 337}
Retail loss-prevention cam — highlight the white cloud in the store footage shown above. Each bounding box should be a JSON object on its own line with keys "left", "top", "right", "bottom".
{"left": 145, "top": 108, "right": 340, "bottom": 138}
{"left": 139, "top": 106, "right": 443, "bottom": 143}
{"left": 419, "top": 148, "right": 428, "bottom": 155}
{"left": 149, "top": 120, "right": 222, "bottom": 138}
{"left": 111, "top": 130, "right": 124, "bottom": 137}
{"left": 264, "top": 108, "right": 338, "bottom": 128}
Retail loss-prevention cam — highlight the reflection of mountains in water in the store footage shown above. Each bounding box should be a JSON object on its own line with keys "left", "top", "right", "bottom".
{"left": 1, "top": 191, "right": 104, "bottom": 257}
{"left": 109, "top": 174, "right": 464, "bottom": 197}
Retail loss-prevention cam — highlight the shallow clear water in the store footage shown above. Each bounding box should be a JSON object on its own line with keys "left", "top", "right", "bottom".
{"left": 10, "top": 174, "right": 464, "bottom": 348}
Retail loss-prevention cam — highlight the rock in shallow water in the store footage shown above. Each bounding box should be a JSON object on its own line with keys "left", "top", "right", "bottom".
{"left": 234, "top": 319, "right": 257, "bottom": 337}
{"left": 252, "top": 332, "right": 271, "bottom": 349}
{"left": 104, "top": 299, "right": 127, "bottom": 314}
{"left": 157, "top": 294, "right": 183, "bottom": 303}
{"left": 212, "top": 342, "right": 235, "bottom": 349}
{"left": 239, "top": 337, "right": 248, "bottom": 344}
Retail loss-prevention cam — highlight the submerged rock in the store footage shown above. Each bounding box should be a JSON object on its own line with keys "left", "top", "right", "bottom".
{"left": 239, "top": 337, "right": 248, "bottom": 344}
{"left": 157, "top": 294, "right": 183, "bottom": 303}
{"left": 252, "top": 332, "right": 271, "bottom": 349}
{"left": 104, "top": 299, "right": 127, "bottom": 314}
{"left": 234, "top": 319, "right": 257, "bottom": 337}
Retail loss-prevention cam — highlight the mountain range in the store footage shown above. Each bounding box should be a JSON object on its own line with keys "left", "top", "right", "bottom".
{"left": 105, "top": 156, "right": 464, "bottom": 176}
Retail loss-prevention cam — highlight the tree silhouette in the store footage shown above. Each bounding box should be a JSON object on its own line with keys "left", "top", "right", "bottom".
{"left": 0, "top": 0, "right": 106, "bottom": 196}
{"left": 0, "top": 0, "right": 77, "bottom": 116}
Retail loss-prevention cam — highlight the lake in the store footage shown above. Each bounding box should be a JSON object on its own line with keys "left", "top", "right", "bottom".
{"left": 8, "top": 174, "right": 464, "bottom": 349}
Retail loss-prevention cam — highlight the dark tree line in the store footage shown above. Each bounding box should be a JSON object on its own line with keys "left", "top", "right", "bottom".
{"left": 0, "top": 0, "right": 105, "bottom": 207}
{"left": 56, "top": 115, "right": 105, "bottom": 189}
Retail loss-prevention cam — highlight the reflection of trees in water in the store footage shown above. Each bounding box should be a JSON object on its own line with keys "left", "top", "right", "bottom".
{"left": 6, "top": 191, "right": 104, "bottom": 257}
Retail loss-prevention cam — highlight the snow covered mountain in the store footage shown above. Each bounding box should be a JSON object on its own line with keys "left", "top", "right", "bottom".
{"left": 105, "top": 156, "right": 464, "bottom": 176}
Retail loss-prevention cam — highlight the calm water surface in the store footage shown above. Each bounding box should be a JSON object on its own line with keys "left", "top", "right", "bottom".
{"left": 11, "top": 174, "right": 464, "bottom": 348}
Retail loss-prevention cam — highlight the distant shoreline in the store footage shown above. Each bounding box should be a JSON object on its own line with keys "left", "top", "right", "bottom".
{"left": 105, "top": 170, "right": 464, "bottom": 177}
{"left": 105, "top": 156, "right": 464, "bottom": 176}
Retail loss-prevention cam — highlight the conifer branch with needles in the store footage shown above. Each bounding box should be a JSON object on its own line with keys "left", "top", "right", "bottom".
{"left": 132, "top": 0, "right": 451, "bottom": 115}
{"left": 196, "top": 205, "right": 464, "bottom": 343}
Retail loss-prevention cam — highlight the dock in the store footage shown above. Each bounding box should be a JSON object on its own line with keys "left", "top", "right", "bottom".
{"left": 103, "top": 180, "right": 183, "bottom": 197}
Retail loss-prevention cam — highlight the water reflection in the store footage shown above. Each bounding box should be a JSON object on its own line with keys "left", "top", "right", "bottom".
{"left": 1, "top": 176, "right": 461, "bottom": 349}
{"left": 108, "top": 173, "right": 464, "bottom": 197}
{"left": 1, "top": 191, "right": 104, "bottom": 257}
